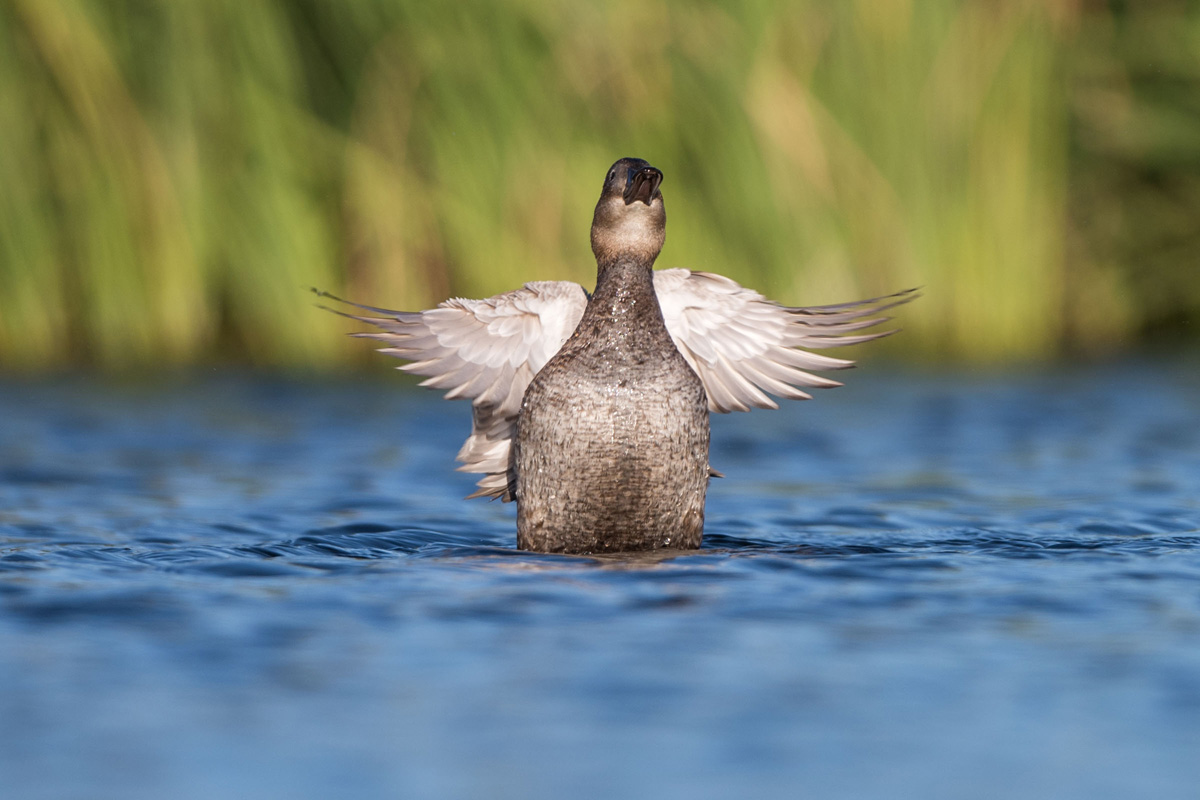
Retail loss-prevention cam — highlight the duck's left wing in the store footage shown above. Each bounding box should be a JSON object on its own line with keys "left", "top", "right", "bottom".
{"left": 316, "top": 281, "right": 588, "bottom": 500}
{"left": 653, "top": 269, "right": 917, "bottom": 413}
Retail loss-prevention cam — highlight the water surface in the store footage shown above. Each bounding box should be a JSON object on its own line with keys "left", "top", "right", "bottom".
{"left": 2, "top": 361, "right": 1199, "bottom": 799}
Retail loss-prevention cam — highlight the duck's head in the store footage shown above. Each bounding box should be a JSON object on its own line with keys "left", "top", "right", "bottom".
{"left": 591, "top": 158, "right": 665, "bottom": 265}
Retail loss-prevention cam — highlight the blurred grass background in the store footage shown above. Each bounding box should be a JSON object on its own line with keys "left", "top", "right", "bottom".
{"left": 0, "top": 0, "right": 1197, "bottom": 370}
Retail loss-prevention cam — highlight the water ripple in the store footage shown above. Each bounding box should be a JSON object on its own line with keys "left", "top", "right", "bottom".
{"left": 1, "top": 366, "right": 1199, "bottom": 800}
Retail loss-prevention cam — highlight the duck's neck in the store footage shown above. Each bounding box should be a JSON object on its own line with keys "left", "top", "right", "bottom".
{"left": 570, "top": 256, "right": 672, "bottom": 359}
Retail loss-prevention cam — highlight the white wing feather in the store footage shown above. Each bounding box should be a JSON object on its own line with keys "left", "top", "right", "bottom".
{"left": 653, "top": 269, "right": 917, "bottom": 413}
{"left": 317, "top": 281, "right": 587, "bottom": 500}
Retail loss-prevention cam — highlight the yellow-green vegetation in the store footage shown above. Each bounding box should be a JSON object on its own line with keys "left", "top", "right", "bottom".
{"left": 1, "top": 1, "right": 1196, "bottom": 370}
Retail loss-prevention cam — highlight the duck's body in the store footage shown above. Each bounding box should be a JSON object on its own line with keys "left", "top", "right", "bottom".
{"left": 323, "top": 158, "right": 915, "bottom": 554}
{"left": 516, "top": 255, "right": 709, "bottom": 552}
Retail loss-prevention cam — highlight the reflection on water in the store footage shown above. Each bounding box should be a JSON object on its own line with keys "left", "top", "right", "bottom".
{"left": 1, "top": 361, "right": 1199, "bottom": 800}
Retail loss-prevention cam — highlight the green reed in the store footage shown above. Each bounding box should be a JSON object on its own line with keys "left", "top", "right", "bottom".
{"left": 0, "top": 0, "right": 1196, "bottom": 370}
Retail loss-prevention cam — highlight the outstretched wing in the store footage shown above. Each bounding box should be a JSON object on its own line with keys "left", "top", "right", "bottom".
{"left": 317, "top": 281, "right": 588, "bottom": 500}
{"left": 654, "top": 269, "right": 917, "bottom": 413}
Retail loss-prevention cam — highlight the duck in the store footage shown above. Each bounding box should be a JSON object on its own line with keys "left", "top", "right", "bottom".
{"left": 319, "top": 158, "right": 916, "bottom": 554}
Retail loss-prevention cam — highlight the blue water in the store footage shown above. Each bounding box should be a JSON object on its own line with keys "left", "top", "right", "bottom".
{"left": 2, "top": 361, "right": 1199, "bottom": 799}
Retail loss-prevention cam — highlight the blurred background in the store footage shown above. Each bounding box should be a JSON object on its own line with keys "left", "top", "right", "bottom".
{"left": 0, "top": 0, "right": 1196, "bottom": 371}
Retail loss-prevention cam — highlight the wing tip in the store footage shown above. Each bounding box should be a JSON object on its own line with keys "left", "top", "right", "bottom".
{"left": 311, "top": 286, "right": 412, "bottom": 318}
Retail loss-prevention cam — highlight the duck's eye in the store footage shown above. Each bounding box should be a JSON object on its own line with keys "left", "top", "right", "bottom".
{"left": 607, "top": 170, "right": 616, "bottom": 182}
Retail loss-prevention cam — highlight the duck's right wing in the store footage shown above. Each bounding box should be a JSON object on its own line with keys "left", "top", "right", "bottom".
{"left": 654, "top": 269, "right": 917, "bottom": 413}
{"left": 317, "top": 281, "right": 588, "bottom": 501}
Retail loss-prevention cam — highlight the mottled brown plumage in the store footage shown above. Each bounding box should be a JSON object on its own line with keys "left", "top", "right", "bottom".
{"left": 515, "top": 159, "right": 709, "bottom": 551}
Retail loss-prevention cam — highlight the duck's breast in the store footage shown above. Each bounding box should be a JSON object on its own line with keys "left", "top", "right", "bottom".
{"left": 514, "top": 344, "right": 709, "bottom": 553}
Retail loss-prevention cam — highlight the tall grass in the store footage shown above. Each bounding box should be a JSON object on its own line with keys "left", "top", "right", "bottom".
{"left": 0, "top": 0, "right": 1195, "bottom": 370}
